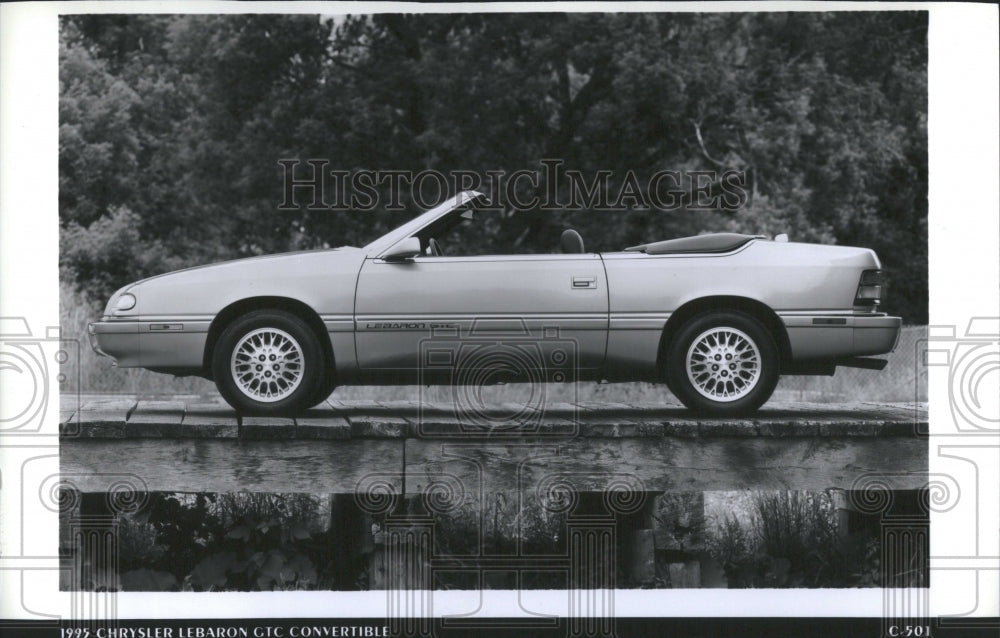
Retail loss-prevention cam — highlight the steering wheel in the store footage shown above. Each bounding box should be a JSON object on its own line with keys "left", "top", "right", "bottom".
{"left": 428, "top": 238, "right": 442, "bottom": 256}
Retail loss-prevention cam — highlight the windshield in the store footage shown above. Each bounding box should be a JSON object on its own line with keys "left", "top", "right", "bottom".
{"left": 362, "top": 191, "right": 487, "bottom": 255}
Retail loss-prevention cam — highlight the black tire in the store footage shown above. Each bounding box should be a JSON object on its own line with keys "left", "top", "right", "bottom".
{"left": 306, "top": 368, "right": 338, "bottom": 409}
{"left": 664, "top": 374, "right": 680, "bottom": 404}
{"left": 212, "top": 309, "right": 324, "bottom": 415}
{"left": 665, "top": 311, "right": 779, "bottom": 415}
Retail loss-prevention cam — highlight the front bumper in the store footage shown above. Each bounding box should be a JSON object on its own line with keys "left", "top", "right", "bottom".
{"left": 88, "top": 320, "right": 141, "bottom": 367}
{"left": 89, "top": 318, "right": 211, "bottom": 369}
{"left": 782, "top": 313, "right": 902, "bottom": 361}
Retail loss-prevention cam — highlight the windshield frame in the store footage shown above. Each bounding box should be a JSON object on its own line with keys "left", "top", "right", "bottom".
{"left": 362, "top": 190, "right": 487, "bottom": 257}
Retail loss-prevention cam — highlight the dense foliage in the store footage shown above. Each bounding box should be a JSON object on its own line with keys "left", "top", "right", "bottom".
{"left": 110, "top": 493, "right": 335, "bottom": 591}
{"left": 60, "top": 12, "right": 927, "bottom": 322}
{"left": 96, "top": 489, "right": 920, "bottom": 590}
{"left": 708, "top": 490, "right": 927, "bottom": 588}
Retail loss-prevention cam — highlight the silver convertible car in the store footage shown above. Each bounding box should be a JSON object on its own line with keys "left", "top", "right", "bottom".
{"left": 90, "top": 191, "right": 901, "bottom": 415}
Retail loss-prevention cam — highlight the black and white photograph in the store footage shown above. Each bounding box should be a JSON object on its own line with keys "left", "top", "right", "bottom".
{"left": 1, "top": 2, "right": 998, "bottom": 637}
{"left": 58, "top": 3, "right": 933, "bottom": 598}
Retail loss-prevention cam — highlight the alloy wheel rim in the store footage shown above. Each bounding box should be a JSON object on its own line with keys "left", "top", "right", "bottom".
{"left": 685, "top": 327, "right": 761, "bottom": 402}
{"left": 230, "top": 327, "right": 304, "bottom": 402}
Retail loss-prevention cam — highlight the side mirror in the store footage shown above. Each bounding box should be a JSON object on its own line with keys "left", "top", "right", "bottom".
{"left": 382, "top": 237, "right": 422, "bottom": 261}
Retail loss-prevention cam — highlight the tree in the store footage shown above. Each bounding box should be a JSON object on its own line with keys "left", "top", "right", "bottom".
{"left": 59, "top": 12, "right": 927, "bottom": 322}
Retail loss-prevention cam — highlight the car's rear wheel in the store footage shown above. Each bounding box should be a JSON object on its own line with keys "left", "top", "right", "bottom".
{"left": 212, "top": 310, "right": 323, "bottom": 414}
{"left": 665, "top": 311, "right": 779, "bottom": 415}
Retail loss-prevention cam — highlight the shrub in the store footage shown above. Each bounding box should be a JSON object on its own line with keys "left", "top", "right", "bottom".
{"left": 708, "top": 490, "right": 889, "bottom": 588}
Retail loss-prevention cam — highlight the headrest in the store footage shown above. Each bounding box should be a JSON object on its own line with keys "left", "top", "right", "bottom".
{"left": 560, "top": 229, "right": 585, "bottom": 254}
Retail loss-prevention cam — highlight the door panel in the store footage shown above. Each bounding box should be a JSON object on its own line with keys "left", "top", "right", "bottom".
{"left": 354, "top": 254, "right": 609, "bottom": 374}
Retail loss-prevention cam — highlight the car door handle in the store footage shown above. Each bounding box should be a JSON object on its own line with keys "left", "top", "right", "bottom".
{"left": 572, "top": 276, "right": 596, "bottom": 289}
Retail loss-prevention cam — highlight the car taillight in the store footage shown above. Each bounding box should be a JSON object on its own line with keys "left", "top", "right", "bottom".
{"left": 855, "top": 269, "right": 883, "bottom": 308}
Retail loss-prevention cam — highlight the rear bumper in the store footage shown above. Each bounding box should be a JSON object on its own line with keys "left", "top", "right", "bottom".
{"left": 782, "top": 313, "right": 902, "bottom": 361}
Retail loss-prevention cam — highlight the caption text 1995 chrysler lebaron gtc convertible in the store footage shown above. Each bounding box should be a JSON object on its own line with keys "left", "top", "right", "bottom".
{"left": 90, "top": 191, "right": 901, "bottom": 416}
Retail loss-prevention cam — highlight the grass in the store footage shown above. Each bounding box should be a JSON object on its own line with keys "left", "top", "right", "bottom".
{"left": 62, "top": 282, "right": 927, "bottom": 403}
{"left": 705, "top": 490, "right": 892, "bottom": 588}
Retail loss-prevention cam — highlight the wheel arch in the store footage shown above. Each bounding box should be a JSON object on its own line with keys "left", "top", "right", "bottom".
{"left": 202, "top": 296, "right": 334, "bottom": 379}
{"left": 656, "top": 296, "right": 791, "bottom": 376}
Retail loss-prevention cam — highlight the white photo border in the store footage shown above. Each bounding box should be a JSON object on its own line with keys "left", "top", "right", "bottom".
{"left": 1, "top": 0, "right": 996, "bottom": 623}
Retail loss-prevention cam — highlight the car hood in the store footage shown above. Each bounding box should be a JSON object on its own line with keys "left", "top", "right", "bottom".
{"left": 117, "top": 246, "right": 366, "bottom": 318}
{"left": 124, "top": 246, "right": 360, "bottom": 289}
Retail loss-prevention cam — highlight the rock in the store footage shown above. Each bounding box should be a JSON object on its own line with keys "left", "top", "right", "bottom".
{"left": 697, "top": 552, "right": 728, "bottom": 588}
{"left": 668, "top": 560, "right": 701, "bottom": 588}
{"left": 628, "top": 529, "right": 656, "bottom": 584}
{"left": 652, "top": 492, "right": 706, "bottom": 553}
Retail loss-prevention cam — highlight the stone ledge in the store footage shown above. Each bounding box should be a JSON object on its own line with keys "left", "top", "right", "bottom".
{"left": 58, "top": 396, "right": 928, "bottom": 441}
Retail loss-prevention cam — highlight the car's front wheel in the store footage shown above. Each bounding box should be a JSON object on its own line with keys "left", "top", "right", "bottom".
{"left": 306, "top": 369, "right": 338, "bottom": 409}
{"left": 212, "top": 310, "right": 323, "bottom": 414}
{"left": 665, "top": 311, "right": 779, "bottom": 415}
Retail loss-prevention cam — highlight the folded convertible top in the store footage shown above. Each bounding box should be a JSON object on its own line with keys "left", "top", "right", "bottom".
{"left": 624, "top": 233, "right": 765, "bottom": 255}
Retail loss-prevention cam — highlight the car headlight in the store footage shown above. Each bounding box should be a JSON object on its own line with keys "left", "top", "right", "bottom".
{"left": 115, "top": 293, "right": 136, "bottom": 311}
